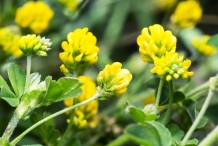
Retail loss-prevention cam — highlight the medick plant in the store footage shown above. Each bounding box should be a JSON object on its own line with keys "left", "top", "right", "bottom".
{"left": 0, "top": 28, "right": 132, "bottom": 146}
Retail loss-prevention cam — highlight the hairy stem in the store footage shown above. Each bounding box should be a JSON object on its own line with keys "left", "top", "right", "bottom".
{"left": 24, "top": 55, "right": 32, "bottom": 93}
{"left": 162, "top": 80, "right": 173, "bottom": 125}
{"left": 10, "top": 92, "right": 101, "bottom": 145}
{"left": 2, "top": 113, "right": 20, "bottom": 141}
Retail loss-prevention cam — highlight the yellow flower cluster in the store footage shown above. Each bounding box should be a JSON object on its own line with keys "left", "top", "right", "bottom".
{"left": 171, "top": 0, "right": 202, "bottom": 28}
{"left": 64, "top": 76, "right": 98, "bottom": 128}
{"left": 137, "top": 24, "right": 177, "bottom": 63}
{"left": 97, "top": 62, "right": 132, "bottom": 97}
{"left": 19, "top": 34, "right": 52, "bottom": 56}
{"left": 150, "top": 52, "right": 194, "bottom": 81}
{"left": 15, "top": 1, "right": 54, "bottom": 34}
{"left": 0, "top": 26, "right": 22, "bottom": 57}
{"left": 59, "top": 0, "right": 82, "bottom": 11}
{"left": 192, "top": 35, "right": 216, "bottom": 56}
{"left": 59, "top": 28, "right": 100, "bottom": 75}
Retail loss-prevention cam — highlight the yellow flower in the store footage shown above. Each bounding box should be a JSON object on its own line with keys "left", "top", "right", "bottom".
{"left": 97, "top": 62, "right": 132, "bottom": 98}
{"left": 150, "top": 52, "right": 194, "bottom": 81}
{"left": 19, "top": 34, "right": 52, "bottom": 56}
{"left": 171, "top": 0, "right": 202, "bottom": 28}
{"left": 59, "top": 28, "right": 100, "bottom": 75}
{"left": 155, "top": 0, "right": 177, "bottom": 10}
{"left": 137, "top": 24, "right": 177, "bottom": 63}
{"left": 59, "top": 0, "right": 82, "bottom": 11}
{"left": 64, "top": 76, "right": 99, "bottom": 128}
{"left": 0, "top": 26, "right": 23, "bottom": 57}
{"left": 15, "top": 1, "right": 54, "bottom": 34}
{"left": 192, "top": 35, "right": 216, "bottom": 56}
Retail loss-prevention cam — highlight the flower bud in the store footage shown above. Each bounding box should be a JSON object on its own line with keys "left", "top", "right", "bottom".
{"left": 19, "top": 34, "right": 52, "bottom": 56}
{"left": 97, "top": 62, "right": 132, "bottom": 98}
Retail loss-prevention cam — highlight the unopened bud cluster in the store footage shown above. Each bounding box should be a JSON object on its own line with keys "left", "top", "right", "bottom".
{"left": 19, "top": 34, "right": 52, "bottom": 56}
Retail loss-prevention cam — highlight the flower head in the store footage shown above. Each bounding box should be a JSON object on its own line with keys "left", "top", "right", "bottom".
{"left": 19, "top": 34, "right": 52, "bottom": 56}
{"left": 97, "top": 62, "right": 132, "bottom": 98}
{"left": 15, "top": 1, "right": 54, "bottom": 34}
{"left": 137, "top": 24, "right": 177, "bottom": 63}
{"left": 64, "top": 76, "right": 98, "bottom": 128}
{"left": 59, "top": 28, "right": 100, "bottom": 75}
{"left": 192, "top": 35, "right": 216, "bottom": 56}
{"left": 150, "top": 52, "right": 194, "bottom": 81}
{"left": 171, "top": 0, "right": 202, "bottom": 28}
{"left": 0, "top": 26, "right": 22, "bottom": 57}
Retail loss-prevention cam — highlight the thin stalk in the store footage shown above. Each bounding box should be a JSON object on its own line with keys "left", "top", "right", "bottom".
{"left": 2, "top": 113, "right": 20, "bottom": 141}
{"left": 181, "top": 89, "right": 214, "bottom": 146}
{"left": 162, "top": 80, "right": 173, "bottom": 125}
{"left": 199, "top": 126, "right": 218, "bottom": 146}
{"left": 24, "top": 55, "right": 32, "bottom": 93}
{"left": 107, "top": 135, "right": 128, "bottom": 146}
{"left": 155, "top": 77, "right": 165, "bottom": 113}
{"left": 10, "top": 92, "right": 101, "bottom": 146}
{"left": 57, "top": 105, "right": 75, "bottom": 146}
{"left": 185, "top": 81, "right": 209, "bottom": 100}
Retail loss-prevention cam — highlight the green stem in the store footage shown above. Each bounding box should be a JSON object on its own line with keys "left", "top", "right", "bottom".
{"left": 10, "top": 92, "right": 101, "bottom": 146}
{"left": 199, "top": 126, "right": 218, "bottom": 146}
{"left": 185, "top": 81, "right": 209, "bottom": 100}
{"left": 162, "top": 80, "right": 173, "bottom": 125}
{"left": 181, "top": 89, "right": 214, "bottom": 146}
{"left": 24, "top": 55, "right": 32, "bottom": 93}
{"left": 155, "top": 76, "right": 165, "bottom": 113}
{"left": 2, "top": 113, "right": 20, "bottom": 141}
{"left": 107, "top": 135, "right": 128, "bottom": 146}
{"left": 57, "top": 105, "right": 75, "bottom": 146}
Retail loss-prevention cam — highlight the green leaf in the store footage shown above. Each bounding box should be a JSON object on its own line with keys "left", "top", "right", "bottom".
{"left": 57, "top": 77, "right": 83, "bottom": 101}
{"left": 1, "top": 86, "right": 18, "bottom": 107}
{"left": 207, "top": 34, "right": 218, "bottom": 49}
{"left": 124, "top": 122, "right": 172, "bottom": 146}
{"left": 8, "top": 63, "right": 26, "bottom": 98}
{"left": 126, "top": 105, "right": 146, "bottom": 123}
{"left": 183, "top": 100, "right": 208, "bottom": 129}
{"left": 168, "top": 124, "right": 184, "bottom": 141}
{"left": 22, "top": 145, "right": 43, "bottom": 146}
{"left": 42, "top": 77, "right": 63, "bottom": 106}
{"left": 64, "top": 137, "right": 81, "bottom": 146}
{"left": 0, "top": 75, "right": 10, "bottom": 90}
{"left": 30, "top": 113, "right": 60, "bottom": 146}
{"left": 29, "top": 89, "right": 45, "bottom": 108}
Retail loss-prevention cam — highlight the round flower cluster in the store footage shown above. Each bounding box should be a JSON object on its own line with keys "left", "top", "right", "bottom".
{"left": 15, "top": 1, "right": 54, "bottom": 34}
{"left": 97, "top": 62, "right": 132, "bottom": 98}
{"left": 150, "top": 52, "right": 194, "bottom": 81}
{"left": 171, "top": 0, "right": 202, "bottom": 28}
{"left": 64, "top": 76, "right": 99, "bottom": 128}
{"left": 0, "top": 26, "right": 22, "bottom": 57}
{"left": 59, "top": 28, "right": 99, "bottom": 75}
{"left": 19, "top": 34, "right": 52, "bottom": 56}
{"left": 137, "top": 24, "right": 177, "bottom": 63}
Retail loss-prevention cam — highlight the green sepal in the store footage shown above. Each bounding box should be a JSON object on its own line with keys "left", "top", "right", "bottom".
{"left": 7, "top": 63, "right": 26, "bottom": 98}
